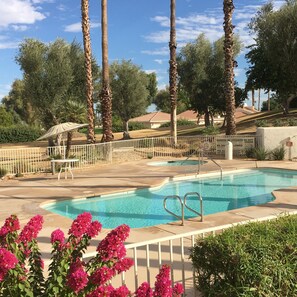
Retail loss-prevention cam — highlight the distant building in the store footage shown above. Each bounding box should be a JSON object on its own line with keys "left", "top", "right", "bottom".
{"left": 129, "top": 111, "right": 170, "bottom": 129}
{"left": 235, "top": 106, "right": 260, "bottom": 119}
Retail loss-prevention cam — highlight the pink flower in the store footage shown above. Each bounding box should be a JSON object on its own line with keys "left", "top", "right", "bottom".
{"left": 173, "top": 283, "right": 184, "bottom": 296}
{"left": 68, "top": 212, "right": 92, "bottom": 238}
{"left": 0, "top": 248, "right": 18, "bottom": 282}
{"left": 111, "top": 285, "right": 131, "bottom": 297}
{"left": 19, "top": 215, "right": 43, "bottom": 244}
{"left": 86, "top": 285, "right": 114, "bottom": 297}
{"left": 135, "top": 282, "right": 153, "bottom": 297}
{"left": 0, "top": 215, "right": 20, "bottom": 237}
{"left": 87, "top": 220, "right": 102, "bottom": 238}
{"left": 66, "top": 260, "right": 88, "bottom": 293}
{"left": 153, "top": 265, "right": 172, "bottom": 297}
{"left": 97, "top": 224, "right": 130, "bottom": 261}
{"left": 90, "top": 266, "right": 115, "bottom": 285}
{"left": 114, "top": 258, "right": 134, "bottom": 274}
{"left": 51, "top": 229, "right": 65, "bottom": 246}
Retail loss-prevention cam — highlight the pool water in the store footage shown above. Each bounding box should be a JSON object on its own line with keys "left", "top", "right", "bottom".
{"left": 148, "top": 160, "right": 206, "bottom": 166}
{"left": 43, "top": 168, "right": 297, "bottom": 229}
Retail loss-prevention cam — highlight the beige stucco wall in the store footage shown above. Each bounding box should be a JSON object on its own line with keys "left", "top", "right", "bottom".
{"left": 256, "top": 127, "right": 297, "bottom": 159}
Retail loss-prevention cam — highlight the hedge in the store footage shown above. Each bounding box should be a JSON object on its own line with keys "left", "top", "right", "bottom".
{"left": 190, "top": 214, "right": 297, "bottom": 296}
{"left": 0, "top": 126, "right": 42, "bottom": 143}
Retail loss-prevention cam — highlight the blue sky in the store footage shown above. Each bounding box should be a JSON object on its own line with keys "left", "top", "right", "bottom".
{"left": 0, "top": 0, "right": 285, "bottom": 106}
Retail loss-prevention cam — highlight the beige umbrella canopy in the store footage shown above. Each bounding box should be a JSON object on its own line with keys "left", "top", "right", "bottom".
{"left": 37, "top": 122, "right": 88, "bottom": 141}
{"left": 37, "top": 122, "right": 88, "bottom": 158}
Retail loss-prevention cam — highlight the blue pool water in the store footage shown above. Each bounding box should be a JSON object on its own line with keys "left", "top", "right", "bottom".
{"left": 43, "top": 168, "right": 297, "bottom": 229}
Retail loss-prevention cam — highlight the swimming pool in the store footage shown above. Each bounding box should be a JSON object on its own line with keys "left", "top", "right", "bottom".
{"left": 43, "top": 168, "right": 297, "bottom": 229}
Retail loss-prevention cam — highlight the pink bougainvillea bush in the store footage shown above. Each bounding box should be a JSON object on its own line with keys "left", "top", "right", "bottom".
{"left": 0, "top": 213, "right": 183, "bottom": 296}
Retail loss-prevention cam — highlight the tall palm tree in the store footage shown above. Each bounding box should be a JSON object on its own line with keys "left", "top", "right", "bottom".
{"left": 169, "top": 0, "right": 178, "bottom": 145}
{"left": 81, "top": 0, "right": 96, "bottom": 143}
{"left": 223, "top": 0, "right": 236, "bottom": 135}
{"left": 100, "top": 0, "right": 113, "bottom": 142}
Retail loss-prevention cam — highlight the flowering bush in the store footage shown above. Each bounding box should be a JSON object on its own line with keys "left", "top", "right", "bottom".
{"left": 0, "top": 213, "right": 183, "bottom": 296}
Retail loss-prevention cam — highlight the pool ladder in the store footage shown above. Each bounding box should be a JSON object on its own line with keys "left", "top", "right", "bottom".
{"left": 163, "top": 192, "right": 203, "bottom": 226}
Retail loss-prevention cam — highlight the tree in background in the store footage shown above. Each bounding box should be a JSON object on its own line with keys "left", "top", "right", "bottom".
{"left": 153, "top": 87, "right": 187, "bottom": 114}
{"left": 110, "top": 60, "right": 150, "bottom": 138}
{"left": 177, "top": 34, "right": 241, "bottom": 127}
{"left": 100, "top": 0, "right": 113, "bottom": 142}
{"left": 146, "top": 72, "right": 158, "bottom": 105}
{"left": 246, "top": 1, "right": 297, "bottom": 114}
{"left": 2, "top": 79, "right": 36, "bottom": 125}
{"left": 81, "top": 0, "right": 96, "bottom": 143}
{"left": 169, "top": 0, "right": 178, "bottom": 145}
{"left": 223, "top": 0, "right": 237, "bottom": 135}
{"left": 15, "top": 39, "right": 99, "bottom": 133}
{"left": 59, "top": 100, "right": 87, "bottom": 157}
{"left": 0, "top": 106, "right": 15, "bottom": 127}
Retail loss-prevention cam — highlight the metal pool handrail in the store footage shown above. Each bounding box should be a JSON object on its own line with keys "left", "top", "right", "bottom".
{"left": 163, "top": 195, "right": 185, "bottom": 225}
{"left": 184, "top": 192, "right": 203, "bottom": 222}
{"left": 163, "top": 192, "right": 204, "bottom": 225}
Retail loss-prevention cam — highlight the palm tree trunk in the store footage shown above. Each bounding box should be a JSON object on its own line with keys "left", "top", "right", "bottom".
{"left": 267, "top": 89, "right": 270, "bottom": 111}
{"left": 81, "top": 0, "right": 95, "bottom": 144}
{"left": 100, "top": 0, "right": 113, "bottom": 142}
{"left": 223, "top": 0, "right": 236, "bottom": 135}
{"left": 258, "top": 89, "right": 261, "bottom": 111}
{"left": 169, "top": 0, "right": 177, "bottom": 146}
{"left": 251, "top": 88, "right": 255, "bottom": 110}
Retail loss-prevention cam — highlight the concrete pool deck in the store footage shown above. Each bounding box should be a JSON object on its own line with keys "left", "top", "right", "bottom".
{"left": 1, "top": 158, "right": 297, "bottom": 295}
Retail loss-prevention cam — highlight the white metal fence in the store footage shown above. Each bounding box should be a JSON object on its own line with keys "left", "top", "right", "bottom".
{"left": 83, "top": 212, "right": 297, "bottom": 296}
{"left": 0, "top": 135, "right": 258, "bottom": 175}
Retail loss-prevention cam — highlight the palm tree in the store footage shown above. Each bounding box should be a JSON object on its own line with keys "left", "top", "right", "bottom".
{"left": 100, "top": 0, "right": 113, "bottom": 142}
{"left": 169, "top": 0, "right": 178, "bottom": 145}
{"left": 61, "top": 100, "right": 87, "bottom": 158}
{"left": 223, "top": 0, "right": 236, "bottom": 135}
{"left": 81, "top": 0, "right": 96, "bottom": 143}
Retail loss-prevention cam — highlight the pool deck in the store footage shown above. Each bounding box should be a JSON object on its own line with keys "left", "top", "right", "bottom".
{"left": 1, "top": 158, "right": 297, "bottom": 294}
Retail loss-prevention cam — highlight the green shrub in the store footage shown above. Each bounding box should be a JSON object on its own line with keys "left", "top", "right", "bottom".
{"left": 201, "top": 126, "right": 220, "bottom": 135}
{"left": 147, "top": 152, "right": 153, "bottom": 159}
{"left": 160, "top": 119, "right": 195, "bottom": 128}
{"left": 287, "top": 118, "right": 297, "bottom": 126}
{"left": 245, "top": 146, "right": 255, "bottom": 158}
{"left": 190, "top": 214, "right": 297, "bottom": 297}
{"left": 0, "top": 126, "right": 42, "bottom": 143}
{"left": 272, "top": 119, "right": 286, "bottom": 127}
{"left": 253, "top": 147, "right": 270, "bottom": 160}
{"left": 255, "top": 119, "right": 269, "bottom": 127}
{"left": 0, "top": 167, "right": 7, "bottom": 178}
{"left": 271, "top": 146, "right": 285, "bottom": 160}
{"left": 129, "top": 121, "right": 146, "bottom": 131}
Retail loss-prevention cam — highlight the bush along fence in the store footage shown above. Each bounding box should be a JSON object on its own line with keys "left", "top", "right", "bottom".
{"left": 0, "top": 135, "right": 258, "bottom": 175}
{"left": 190, "top": 214, "right": 297, "bottom": 296}
{"left": 0, "top": 212, "right": 183, "bottom": 297}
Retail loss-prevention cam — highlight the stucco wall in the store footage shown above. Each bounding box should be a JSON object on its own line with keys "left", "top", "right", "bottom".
{"left": 256, "top": 127, "right": 297, "bottom": 159}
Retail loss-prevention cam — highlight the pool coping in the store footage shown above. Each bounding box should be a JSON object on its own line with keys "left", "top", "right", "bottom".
{"left": 1, "top": 158, "right": 297, "bottom": 262}
{"left": 40, "top": 166, "right": 297, "bottom": 231}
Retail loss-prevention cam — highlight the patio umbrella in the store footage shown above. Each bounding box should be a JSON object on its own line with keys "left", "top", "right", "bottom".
{"left": 37, "top": 122, "right": 88, "bottom": 158}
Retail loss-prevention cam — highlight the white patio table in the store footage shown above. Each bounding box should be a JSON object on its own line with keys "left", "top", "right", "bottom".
{"left": 50, "top": 159, "right": 79, "bottom": 180}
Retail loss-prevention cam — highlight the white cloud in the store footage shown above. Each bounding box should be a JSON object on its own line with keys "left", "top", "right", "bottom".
{"left": 57, "top": 4, "right": 66, "bottom": 11}
{"left": 154, "top": 59, "right": 164, "bottom": 65}
{"left": 11, "top": 25, "right": 28, "bottom": 32}
{"left": 145, "top": 69, "right": 157, "bottom": 74}
{"left": 64, "top": 22, "right": 100, "bottom": 33}
{"left": 32, "top": 0, "right": 54, "bottom": 3}
{"left": 141, "top": 47, "right": 168, "bottom": 56}
{"left": 0, "top": 0, "right": 46, "bottom": 28}
{"left": 0, "top": 36, "right": 19, "bottom": 49}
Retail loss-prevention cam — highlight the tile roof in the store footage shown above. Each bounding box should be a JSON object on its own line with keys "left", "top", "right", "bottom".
{"left": 129, "top": 111, "right": 170, "bottom": 123}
